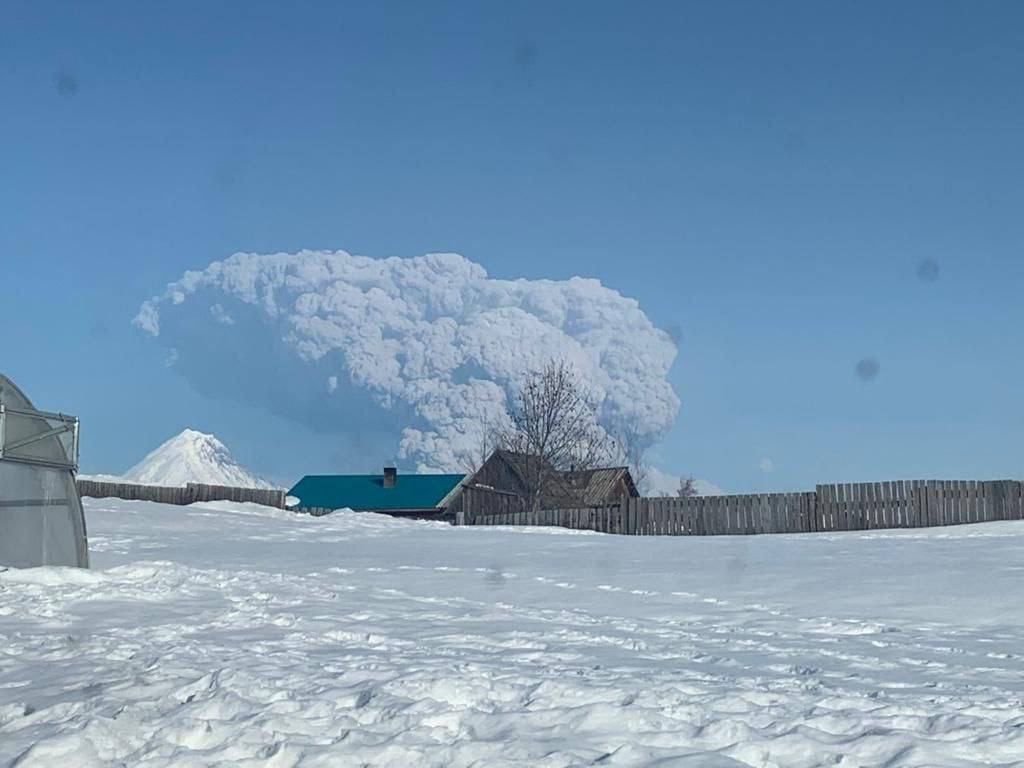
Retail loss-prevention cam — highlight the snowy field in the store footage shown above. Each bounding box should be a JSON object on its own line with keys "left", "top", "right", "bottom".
{"left": 2, "top": 501, "right": 1024, "bottom": 767}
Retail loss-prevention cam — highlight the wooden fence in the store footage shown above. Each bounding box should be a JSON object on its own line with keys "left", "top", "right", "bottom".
{"left": 76, "top": 480, "right": 286, "bottom": 509}
{"left": 186, "top": 482, "right": 287, "bottom": 508}
{"left": 457, "top": 480, "right": 1024, "bottom": 535}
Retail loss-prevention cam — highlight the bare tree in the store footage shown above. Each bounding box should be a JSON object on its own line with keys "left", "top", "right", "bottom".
{"left": 460, "top": 404, "right": 508, "bottom": 475}
{"left": 677, "top": 476, "right": 699, "bottom": 498}
{"left": 609, "top": 423, "right": 650, "bottom": 495}
{"left": 503, "top": 360, "right": 614, "bottom": 509}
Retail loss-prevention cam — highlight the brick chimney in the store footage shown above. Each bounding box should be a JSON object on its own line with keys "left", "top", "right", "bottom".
{"left": 383, "top": 466, "right": 397, "bottom": 488}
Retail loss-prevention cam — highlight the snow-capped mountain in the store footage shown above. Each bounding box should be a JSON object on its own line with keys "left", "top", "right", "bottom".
{"left": 118, "top": 429, "right": 276, "bottom": 489}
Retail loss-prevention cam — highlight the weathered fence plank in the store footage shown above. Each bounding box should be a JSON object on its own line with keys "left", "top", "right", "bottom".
{"left": 823, "top": 485, "right": 833, "bottom": 531}
{"left": 873, "top": 482, "right": 883, "bottom": 528}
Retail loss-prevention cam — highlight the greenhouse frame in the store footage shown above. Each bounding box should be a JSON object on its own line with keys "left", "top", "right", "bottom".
{"left": 0, "top": 373, "right": 89, "bottom": 569}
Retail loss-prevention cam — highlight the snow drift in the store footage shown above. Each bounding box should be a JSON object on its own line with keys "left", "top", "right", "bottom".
{"left": 134, "top": 250, "right": 680, "bottom": 472}
{"left": 2, "top": 499, "right": 1023, "bottom": 766}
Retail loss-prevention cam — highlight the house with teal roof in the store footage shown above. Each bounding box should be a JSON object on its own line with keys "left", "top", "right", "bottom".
{"left": 287, "top": 466, "right": 467, "bottom": 518}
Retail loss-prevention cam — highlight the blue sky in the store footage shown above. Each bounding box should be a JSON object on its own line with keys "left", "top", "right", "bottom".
{"left": 3, "top": 1, "right": 1023, "bottom": 491}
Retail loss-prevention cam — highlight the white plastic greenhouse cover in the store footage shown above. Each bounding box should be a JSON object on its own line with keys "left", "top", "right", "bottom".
{"left": 0, "top": 373, "right": 89, "bottom": 568}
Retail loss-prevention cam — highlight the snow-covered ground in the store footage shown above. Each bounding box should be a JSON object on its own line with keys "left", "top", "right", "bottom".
{"left": 2, "top": 501, "right": 1024, "bottom": 767}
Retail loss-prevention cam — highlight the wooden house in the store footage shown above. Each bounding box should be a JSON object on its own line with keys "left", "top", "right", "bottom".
{"left": 458, "top": 449, "right": 638, "bottom": 513}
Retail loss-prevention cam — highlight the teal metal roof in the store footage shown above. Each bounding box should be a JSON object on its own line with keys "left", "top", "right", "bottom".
{"left": 288, "top": 473, "right": 465, "bottom": 512}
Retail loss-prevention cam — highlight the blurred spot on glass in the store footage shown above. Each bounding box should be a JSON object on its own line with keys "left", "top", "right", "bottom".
{"left": 513, "top": 41, "right": 538, "bottom": 69}
{"left": 55, "top": 70, "right": 79, "bottom": 97}
{"left": 485, "top": 565, "right": 506, "bottom": 587}
{"left": 916, "top": 259, "right": 939, "bottom": 282}
{"left": 855, "top": 357, "right": 880, "bottom": 382}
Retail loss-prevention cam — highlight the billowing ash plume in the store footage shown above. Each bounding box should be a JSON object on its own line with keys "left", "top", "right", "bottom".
{"left": 135, "top": 250, "right": 680, "bottom": 472}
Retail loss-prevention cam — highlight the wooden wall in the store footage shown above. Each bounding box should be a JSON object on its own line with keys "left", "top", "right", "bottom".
{"left": 461, "top": 485, "right": 529, "bottom": 520}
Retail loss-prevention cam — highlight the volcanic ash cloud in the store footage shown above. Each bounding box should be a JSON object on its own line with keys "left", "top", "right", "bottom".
{"left": 135, "top": 249, "right": 680, "bottom": 471}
